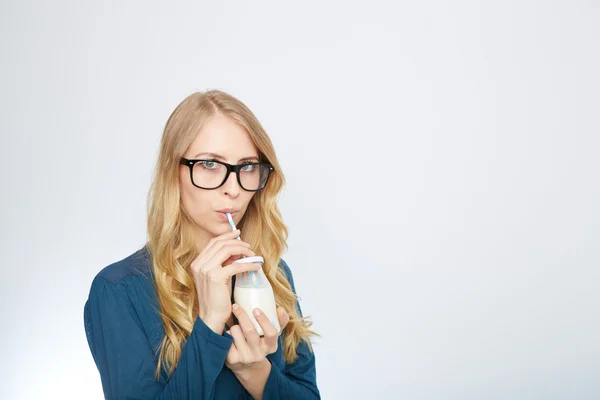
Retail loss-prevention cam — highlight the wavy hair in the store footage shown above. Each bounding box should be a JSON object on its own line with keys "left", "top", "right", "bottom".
{"left": 146, "top": 90, "right": 317, "bottom": 379}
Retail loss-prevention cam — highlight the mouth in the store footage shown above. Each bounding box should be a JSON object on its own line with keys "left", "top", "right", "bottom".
{"left": 216, "top": 209, "right": 239, "bottom": 221}
{"left": 216, "top": 208, "right": 239, "bottom": 214}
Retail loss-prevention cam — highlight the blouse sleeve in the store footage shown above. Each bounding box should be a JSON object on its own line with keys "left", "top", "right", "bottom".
{"left": 261, "top": 260, "right": 321, "bottom": 400}
{"left": 84, "top": 275, "right": 233, "bottom": 400}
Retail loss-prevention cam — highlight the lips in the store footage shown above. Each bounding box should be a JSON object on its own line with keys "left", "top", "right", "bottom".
{"left": 216, "top": 209, "right": 239, "bottom": 222}
{"left": 216, "top": 208, "right": 239, "bottom": 214}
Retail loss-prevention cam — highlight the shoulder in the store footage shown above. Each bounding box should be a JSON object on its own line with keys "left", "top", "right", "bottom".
{"left": 278, "top": 258, "right": 297, "bottom": 290}
{"left": 94, "top": 245, "right": 152, "bottom": 286}
{"left": 84, "top": 247, "right": 158, "bottom": 352}
{"left": 85, "top": 245, "right": 154, "bottom": 318}
{"left": 278, "top": 258, "right": 292, "bottom": 277}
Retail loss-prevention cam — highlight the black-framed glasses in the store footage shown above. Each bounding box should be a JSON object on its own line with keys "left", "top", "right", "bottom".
{"left": 180, "top": 157, "right": 274, "bottom": 191}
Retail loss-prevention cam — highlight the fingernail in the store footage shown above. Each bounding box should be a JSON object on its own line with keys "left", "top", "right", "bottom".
{"left": 232, "top": 304, "right": 239, "bottom": 311}
{"left": 253, "top": 308, "right": 261, "bottom": 316}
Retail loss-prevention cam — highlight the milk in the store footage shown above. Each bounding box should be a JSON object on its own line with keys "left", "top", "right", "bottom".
{"left": 234, "top": 286, "right": 280, "bottom": 336}
{"left": 232, "top": 256, "right": 281, "bottom": 336}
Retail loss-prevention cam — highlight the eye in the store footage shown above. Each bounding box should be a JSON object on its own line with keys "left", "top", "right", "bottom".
{"left": 199, "top": 160, "right": 218, "bottom": 169}
{"left": 240, "top": 163, "right": 256, "bottom": 172}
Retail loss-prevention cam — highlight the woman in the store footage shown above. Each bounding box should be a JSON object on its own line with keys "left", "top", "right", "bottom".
{"left": 83, "top": 90, "right": 320, "bottom": 399}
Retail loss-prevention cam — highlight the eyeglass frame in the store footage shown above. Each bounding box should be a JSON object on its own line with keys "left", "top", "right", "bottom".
{"left": 179, "top": 157, "right": 274, "bottom": 192}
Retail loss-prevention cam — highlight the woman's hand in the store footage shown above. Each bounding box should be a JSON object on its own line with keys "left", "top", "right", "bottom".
{"left": 225, "top": 304, "right": 290, "bottom": 372}
{"left": 191, "top": 229, "right": 260, "bottom": 334}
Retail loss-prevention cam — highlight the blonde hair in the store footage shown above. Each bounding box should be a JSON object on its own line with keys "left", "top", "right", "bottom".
{"left": 146, "top": 90, "right": 317, "bottom": 379}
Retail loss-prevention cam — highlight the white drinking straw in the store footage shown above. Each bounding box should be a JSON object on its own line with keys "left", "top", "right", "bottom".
{"left": 226, "top": 212, "right": 256, "bottom": 285}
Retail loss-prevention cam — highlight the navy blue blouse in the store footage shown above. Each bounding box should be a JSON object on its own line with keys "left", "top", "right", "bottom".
{"left": 83, "top": 246, "right": 320, "bottom": 399}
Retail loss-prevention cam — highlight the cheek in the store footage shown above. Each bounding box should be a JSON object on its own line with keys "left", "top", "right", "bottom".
{"left": 240, "top": 192, "right": 257, "bottom": 214}
{"left": 179, "top": 174, "right": 209, "bottom": 220}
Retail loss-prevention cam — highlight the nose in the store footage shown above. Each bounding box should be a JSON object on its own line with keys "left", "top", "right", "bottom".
{"left": 221, "top": 170, "right": 241, "bottom": 197}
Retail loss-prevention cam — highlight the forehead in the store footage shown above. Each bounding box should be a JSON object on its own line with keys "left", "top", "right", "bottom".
{"left": 187, "top": 115, "right": 259, "bottom": 161}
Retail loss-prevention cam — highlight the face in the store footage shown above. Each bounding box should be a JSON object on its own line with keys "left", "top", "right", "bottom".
{"left": 179, "top": 114, "right": 259, "bottom": 249}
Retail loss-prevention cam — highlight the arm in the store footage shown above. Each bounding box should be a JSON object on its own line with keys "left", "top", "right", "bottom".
{"left": 233, "top": 338, "right": 319, "bottom": 400}
{"left": 261, "top": 260, "right": 321, "bottom": 400}
{"left": 84, "top": 276, "right": 233, "bottom": 400}
{"left": 232, "top": 358, "right": 272, "bottom": 399}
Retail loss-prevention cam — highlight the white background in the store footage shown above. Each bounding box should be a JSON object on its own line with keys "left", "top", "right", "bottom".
{"left": 1, "top": 1, "right": 599, "bottom": 399}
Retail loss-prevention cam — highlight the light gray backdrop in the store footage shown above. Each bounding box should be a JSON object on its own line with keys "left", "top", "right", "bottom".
{"left": 1, "top": 1, "right": 599, "bottom": 399}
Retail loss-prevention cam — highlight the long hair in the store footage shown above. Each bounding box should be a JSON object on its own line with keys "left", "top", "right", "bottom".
{"left": 146, "top": 90, "right": 317, "bottom": 379}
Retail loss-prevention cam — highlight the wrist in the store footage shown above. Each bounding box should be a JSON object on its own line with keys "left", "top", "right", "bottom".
{"left": 231, "top": 358, "right": 271, "bottom": 380}
{"left": 203, "top": 316, "right": 225, "bottom": 335}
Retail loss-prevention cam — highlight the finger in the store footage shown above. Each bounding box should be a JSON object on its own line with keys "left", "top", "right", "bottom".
{"left": 253, "top": 308, "right": 278, "bottom": 338}
{"left": 232, "top": 304, "right": 261, "bottom": 347}
{"left": 199, "top": 230, "right": 239, "bottom": 256}
{"left": 213, "top": 244, "right": 255, "bottom": 264}
{"left": 207, "top": 240, "right": 251, "bottom": 267}
{"left": 277, "top": 306, "right": 290, "bottom": 333}
{"left": 253, "top": 308, "right": 278, "bottom": 353}
{"left": 225, "top": 339, "right": 240, "bottom": 365}
{"left": 204, "top": 245, "right": 256, "bottom": 272}
{"left": 223, "top": 254, "right": 243, "bottom": 267}
{"left": 219, "top": 261, "right": 261, "bottom": 278}
{"left": 204, "top": 238, "right": 251, "bottom": 261}
{"left": 200, "top": 230, "right": 248, "bottom": 257}
{"left": 229, "top": 325, "right": 251, "bottom": 360}
{"left": 225, "top": 314, "right": 235, "bottom": 330}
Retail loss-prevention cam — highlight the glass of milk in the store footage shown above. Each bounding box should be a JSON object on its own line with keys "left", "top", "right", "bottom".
{"left": 232, "top": 256, "right": 281, "bottom": 336}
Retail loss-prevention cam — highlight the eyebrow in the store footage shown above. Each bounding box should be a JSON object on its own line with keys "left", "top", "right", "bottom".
{"left": 192, "top": 152, "right": 260, "bottom": 163}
